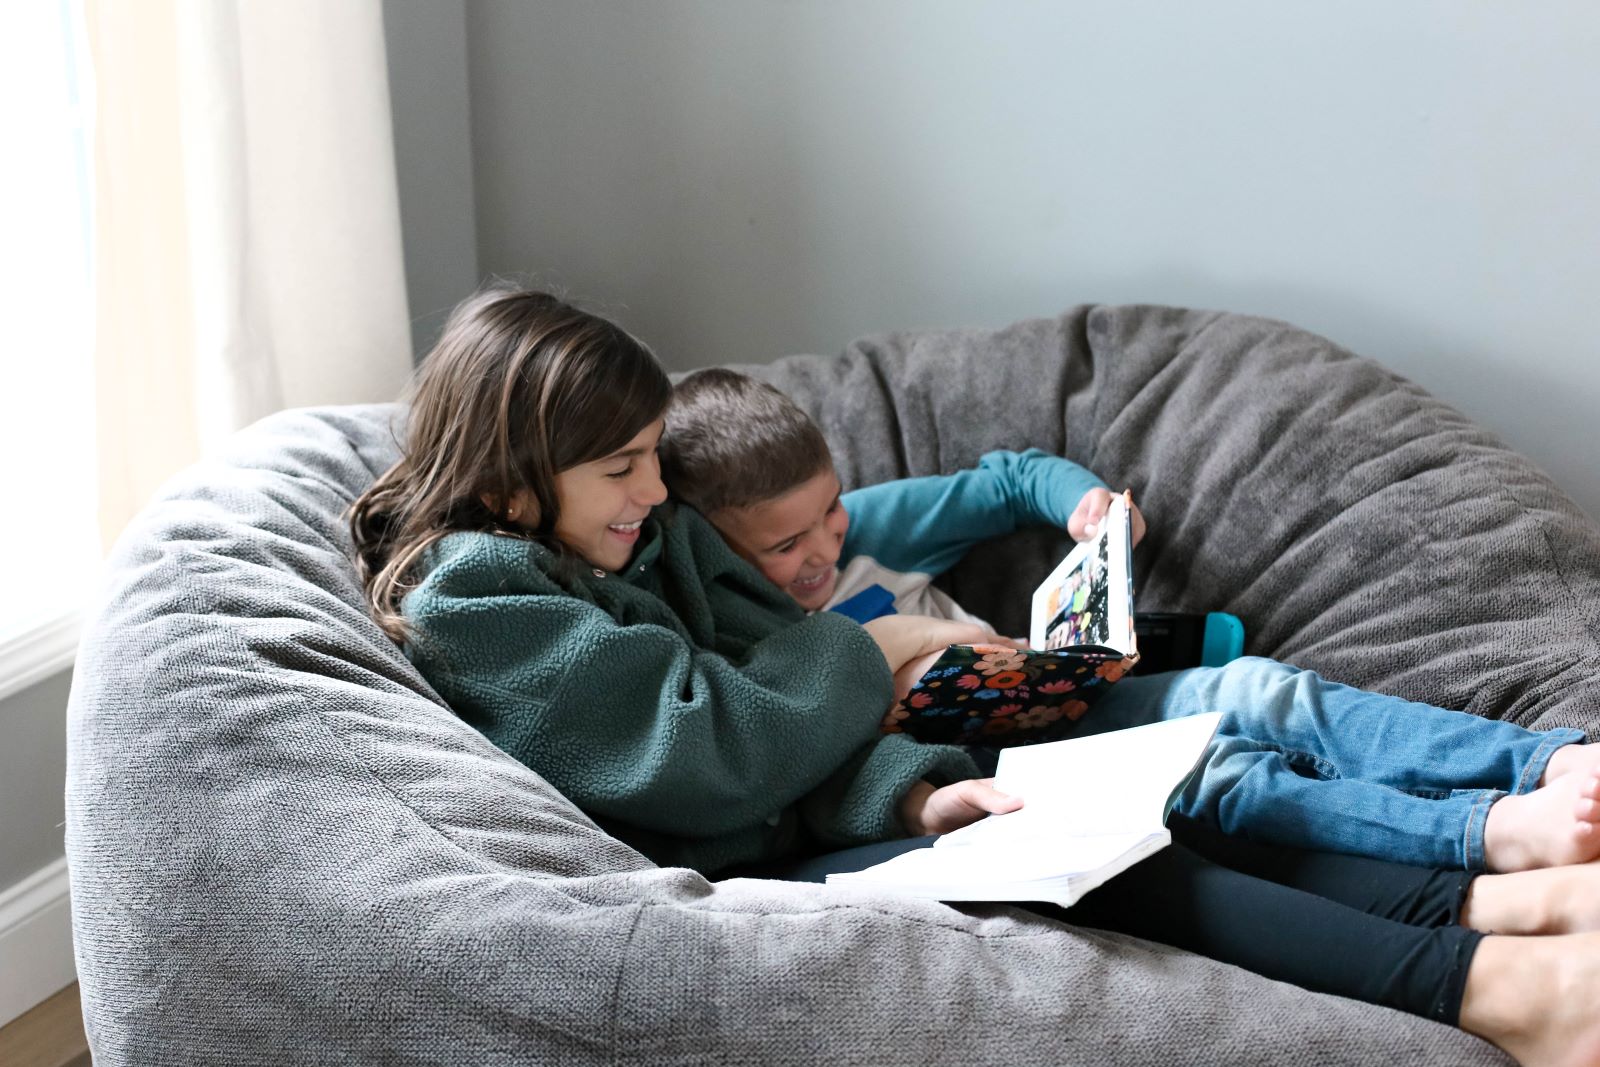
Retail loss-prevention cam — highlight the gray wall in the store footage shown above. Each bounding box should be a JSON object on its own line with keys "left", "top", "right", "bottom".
{"left": 384, "top": 0, "right": 480, "bottom": 359}
{"left": 0, "top": 669, "right": 71, "bottom": 894}
{"left": 444, "top": 0, "right": 1600, "bottom": 519}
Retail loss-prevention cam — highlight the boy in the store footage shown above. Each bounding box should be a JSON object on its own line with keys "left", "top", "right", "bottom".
{"left": 659, "top": 368, "right": 1144, "bottom": 630}
{"left": 660, "top": 368, "right": 1600, "bottom": 875}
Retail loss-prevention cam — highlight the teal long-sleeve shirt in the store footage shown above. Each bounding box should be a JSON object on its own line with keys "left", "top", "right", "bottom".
{"left": 822, "top": 450, "right": 1108, "bottom": 622}
{"left": 402, "top": 502, "right": 978, "bottom": 876}
{"left": 841, "top": 449, "right": 1108, "bottom": 578}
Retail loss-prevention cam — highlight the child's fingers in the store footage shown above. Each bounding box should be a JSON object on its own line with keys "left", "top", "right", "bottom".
{"left": 1066, "top": 499, "right": 1089, "bottom": 539}
{"left": 965, "top": 779, "right": 1024, "bottom": 815}
{"left": 1082, "top": 489, "right": 1110, "bottom": 537}
{"left": 1129, "top": 503, "right": 1148, "bottom": 547}
{"left": 918, "top": 779, "right": 1025, "bottom": 833}
{"left": 1070, "top": 488, "right": 1110, "bottom": 540}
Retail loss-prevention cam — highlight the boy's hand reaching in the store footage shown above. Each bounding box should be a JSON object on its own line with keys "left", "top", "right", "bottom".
{"left": 1069, "top": 487, "right": 1146, "bottom": 548}
{"left": 899, "top": 778, "right": 1023, "bottom": 836}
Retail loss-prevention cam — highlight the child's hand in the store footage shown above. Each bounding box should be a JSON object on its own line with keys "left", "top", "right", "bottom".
{"left": 1068, "top": 488, "right": 1147, "bottom": 548}
{"left": 899, "top": 778, "right": 1024, "bottom": 836}
{"left": 893, "top": 650, "right": 943, "bottom": 701}
{"left": 865, "top": 616, "right": 1021, "bottom": 675}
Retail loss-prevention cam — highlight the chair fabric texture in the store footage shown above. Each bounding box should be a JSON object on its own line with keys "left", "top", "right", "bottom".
{"left": 67, "top": 305, "right": 1600, "bottom": 1065}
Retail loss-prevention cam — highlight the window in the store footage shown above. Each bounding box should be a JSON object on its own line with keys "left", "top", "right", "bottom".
{"left": 0, "top": 1, "right": 95, "bottom": 694}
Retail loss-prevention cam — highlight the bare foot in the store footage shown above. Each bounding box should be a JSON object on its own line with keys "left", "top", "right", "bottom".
{"left": 1483, "top": 771, "right": 1600, "bottom": 872}
{"left": 1463, "top": 861, "right": 1600, "bottom": 935}
{"left": 1542, "top": 742, "right": 1600, "bottom": 786}
{"left": 1460, "top": 932, "right": 1600, "bottom": 1067}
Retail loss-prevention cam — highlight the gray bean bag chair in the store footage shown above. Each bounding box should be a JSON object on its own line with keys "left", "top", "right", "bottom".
{"left": 67, "top": 305, "right": 1600, "bottom": 1065}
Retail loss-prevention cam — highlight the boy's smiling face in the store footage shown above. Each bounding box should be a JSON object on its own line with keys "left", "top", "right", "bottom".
{"left": 708, "top": 468, "right": 848, "bottom": 612}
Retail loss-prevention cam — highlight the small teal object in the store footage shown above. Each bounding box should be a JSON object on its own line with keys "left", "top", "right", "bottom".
{"left": 1201, "top": 612, "right": 1246, "bottom": 666}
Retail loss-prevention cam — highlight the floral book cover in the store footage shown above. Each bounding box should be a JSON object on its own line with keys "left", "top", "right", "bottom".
{"left": 883, "top": 493, "right": 1140, "bottom": 747}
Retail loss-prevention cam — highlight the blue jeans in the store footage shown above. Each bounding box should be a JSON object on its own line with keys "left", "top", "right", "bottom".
{"left": 1076, "top": 657, "right": 1584, "bottom": 870}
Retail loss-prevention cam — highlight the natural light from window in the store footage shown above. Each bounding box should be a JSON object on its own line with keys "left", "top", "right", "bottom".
{"left": 1, "top": 1, "right": 96, "bottom": 648}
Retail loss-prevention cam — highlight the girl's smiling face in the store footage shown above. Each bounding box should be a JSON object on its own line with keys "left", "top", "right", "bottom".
{"left": 513, "top": 418, "right": 669, "bottom": 572}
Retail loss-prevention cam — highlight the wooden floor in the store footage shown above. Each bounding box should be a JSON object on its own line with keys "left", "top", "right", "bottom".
{"left": 0, "top": 983, "right": 91, "bottom": 1067}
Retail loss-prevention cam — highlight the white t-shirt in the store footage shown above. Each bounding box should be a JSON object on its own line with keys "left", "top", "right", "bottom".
{"left": 825, "top": 554, "right": 994, "bottom": 630}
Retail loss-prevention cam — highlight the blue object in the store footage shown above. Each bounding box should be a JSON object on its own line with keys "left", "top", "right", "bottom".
{"left": 1201, "top": 612, "right": 1246, "bottom": 666}
{"left": 828, "top": 583, "right": 898, "bottom": 624}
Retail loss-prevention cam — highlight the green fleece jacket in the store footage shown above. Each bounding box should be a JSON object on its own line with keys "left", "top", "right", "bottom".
{"left": 402, "top": 503, "right": 978, "bottom": 876}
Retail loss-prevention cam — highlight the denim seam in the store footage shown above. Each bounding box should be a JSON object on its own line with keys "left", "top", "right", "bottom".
{"left": 1511, "top": 727, "right": 1587, "bottom": 795}
{"left": 1221, "top": 738, "right": 1340, "bottom": 781}
{"left": 1460, "top": 788, "right": 1504, "bottom": 872}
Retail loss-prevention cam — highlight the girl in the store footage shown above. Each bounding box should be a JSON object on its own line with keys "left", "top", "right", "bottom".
{"left": 350, "top": 285, "right": 1600, "bottom": 1066}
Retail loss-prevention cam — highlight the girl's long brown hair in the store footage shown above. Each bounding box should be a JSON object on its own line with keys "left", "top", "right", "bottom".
{"left": 349, "top": 286, "right": 672, "bottom": 642}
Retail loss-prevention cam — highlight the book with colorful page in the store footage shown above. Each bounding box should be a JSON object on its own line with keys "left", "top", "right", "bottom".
{"left": 881, "top": 492, "right": 1139, "bottom": 747}
{"left": 828, "top": 712, "right": 1224, "bottom": 907}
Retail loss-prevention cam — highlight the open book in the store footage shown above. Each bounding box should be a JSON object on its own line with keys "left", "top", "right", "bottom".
{"left": 828, "top": 712, "right": 1222, "bottom": 908}
{"left": 882, "top": 492, "right": 1138, "bottom": 746}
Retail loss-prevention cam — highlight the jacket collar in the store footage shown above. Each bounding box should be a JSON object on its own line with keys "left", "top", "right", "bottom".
{"left": 615, "top": 516, "right": 664, "bottom": 584}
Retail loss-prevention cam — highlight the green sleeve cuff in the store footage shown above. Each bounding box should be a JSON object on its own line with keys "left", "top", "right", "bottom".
{"left": 797, "top": 734, "right": 980, "bottom": 848}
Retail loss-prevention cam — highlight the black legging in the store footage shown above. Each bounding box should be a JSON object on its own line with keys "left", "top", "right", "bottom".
{"left": 755, "top": 816, "right": 1482, "bottom": 1025}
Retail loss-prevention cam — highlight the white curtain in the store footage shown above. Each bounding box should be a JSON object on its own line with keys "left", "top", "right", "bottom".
{"left": 87, "top": 0, "right": 412, "bottom": 546}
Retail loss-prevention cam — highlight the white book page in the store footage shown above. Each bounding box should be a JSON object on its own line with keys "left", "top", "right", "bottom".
{"left": 936, "top": 712, "right": 1224, "bottom": 849}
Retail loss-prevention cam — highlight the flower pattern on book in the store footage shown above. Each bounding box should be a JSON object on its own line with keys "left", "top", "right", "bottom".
{"left": 975, "top": 648, "right": 1026, "bottom": 675}
{"left": 884, "top": 649, "right": 1139, "bottom": 746}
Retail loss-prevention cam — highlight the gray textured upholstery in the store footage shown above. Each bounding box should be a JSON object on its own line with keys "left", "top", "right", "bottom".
{"left": 68, "top": 305, "right": 1600, "bottom": 1064}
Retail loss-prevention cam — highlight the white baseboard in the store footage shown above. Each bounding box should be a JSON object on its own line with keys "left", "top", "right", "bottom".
{"left": 0, "top": 609, "right": 79, "bottom": 703}
{"left": 0, "top": 856, "right": 76, "bottom": 1027}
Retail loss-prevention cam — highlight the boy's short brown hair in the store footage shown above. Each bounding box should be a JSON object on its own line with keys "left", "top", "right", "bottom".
{"left": 661, "top": 369, "right": 834, "bottom": 514}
